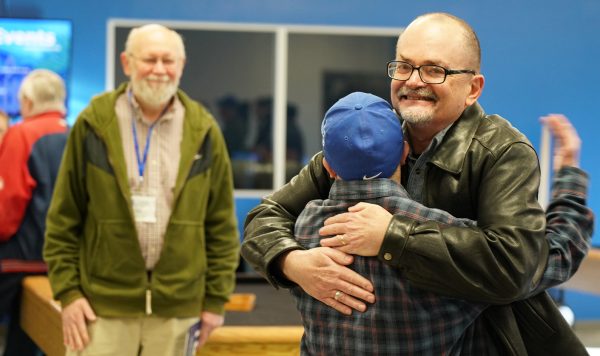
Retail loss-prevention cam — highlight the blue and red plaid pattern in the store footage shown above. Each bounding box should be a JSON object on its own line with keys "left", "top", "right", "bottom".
{"left": 292, "top": 179, "right": 485, "bottom": 355}
{"left": 292, "top": 167, "right": 593, "bottom": 355}
{"left": 533, "top": 167, "right": 594, "bottom": 293}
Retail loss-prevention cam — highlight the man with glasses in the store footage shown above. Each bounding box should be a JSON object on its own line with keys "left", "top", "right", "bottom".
{"left": 44, "top": 24, "right": 239, "bottom": 355}
{"left": 242, "top": 12, "right": 592, "bottom": 354}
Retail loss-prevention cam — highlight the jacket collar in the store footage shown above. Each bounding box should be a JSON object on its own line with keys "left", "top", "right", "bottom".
{"left": 82, "top": 82, "right": 213, "bottom": 204}
{"left": 23, "top": 111, "right": 65, "bottom": 122}
{"left": 85, "top": 82, "right": 208, "bottom": 134}
{"left": 427, "top": 102, "right": 484, "bottom": 175}
{"left": 330, "top": 179, "right": 408, "bottom": 201}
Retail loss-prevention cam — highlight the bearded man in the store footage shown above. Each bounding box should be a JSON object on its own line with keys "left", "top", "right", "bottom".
{"left": 44, "top": 24, "right": 239, "bottom": 356}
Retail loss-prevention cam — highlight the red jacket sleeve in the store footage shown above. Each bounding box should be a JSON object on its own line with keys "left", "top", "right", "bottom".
{"left": 0, "top": 127, "right": 36, "bottom": 241}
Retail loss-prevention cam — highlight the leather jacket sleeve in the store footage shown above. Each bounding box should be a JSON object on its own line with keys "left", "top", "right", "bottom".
{"left": 241, "top": 152, "right": 333, "bottom": 287}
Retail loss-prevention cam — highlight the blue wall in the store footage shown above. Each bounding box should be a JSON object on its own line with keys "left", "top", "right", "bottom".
{"left": 4, "top": 0, "right": 598, "bottom": 319}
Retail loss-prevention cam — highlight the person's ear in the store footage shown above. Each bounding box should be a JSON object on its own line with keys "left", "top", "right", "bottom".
{"left": 322, "top": 157, "right": 337, "bottom": 179}
{"left": 465, "top": 73, "right": 485, "bottom": 106}
{"left": 120, "top": 51, "right": 132, "bottom": 77}
{"left": 400, "top": 141, "right": 410, "bottom": 165}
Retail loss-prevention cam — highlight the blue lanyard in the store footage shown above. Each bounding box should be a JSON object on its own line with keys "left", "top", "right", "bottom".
{"left": 128, "top": 90, "right": 170, "bottom": 184}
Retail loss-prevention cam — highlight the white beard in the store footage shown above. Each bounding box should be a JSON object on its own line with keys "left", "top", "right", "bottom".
{"left": 395, "top": 87, "right": 436, "bottom": 126}
{"left": 399, "top": 107, "right": 434, "bottom": 126}
{"left": 131, "top": 75, "right": 179, "bottom": 109}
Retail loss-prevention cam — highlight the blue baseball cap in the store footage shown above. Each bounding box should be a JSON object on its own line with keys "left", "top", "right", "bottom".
{"left": 321, "top": 92, "right": 404, "bottom": 181}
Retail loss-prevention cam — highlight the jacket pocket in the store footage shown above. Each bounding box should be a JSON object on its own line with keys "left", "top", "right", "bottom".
{"left": 152, "top": 220, "right": 206, "bottom": 301}
{"left": 87, "top": 220, "right": 145, "bottom": 292}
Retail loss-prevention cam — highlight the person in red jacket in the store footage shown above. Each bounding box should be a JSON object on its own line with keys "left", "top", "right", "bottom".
{"left": 0, "top": 69, "right": 68, "bottom": 356}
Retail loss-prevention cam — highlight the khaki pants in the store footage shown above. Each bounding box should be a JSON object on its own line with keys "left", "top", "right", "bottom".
{"left": 66, "top": 315, "right": 199, "bottom": 356}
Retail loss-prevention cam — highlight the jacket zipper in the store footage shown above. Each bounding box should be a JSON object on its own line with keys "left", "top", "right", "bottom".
{"left": 146, "top": 271, "right": 152, "bottom": 315}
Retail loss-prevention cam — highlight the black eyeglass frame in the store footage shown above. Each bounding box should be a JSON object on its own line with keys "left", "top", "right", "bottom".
{"left": 387, "top": 60, "right": 476, "bottom": 84}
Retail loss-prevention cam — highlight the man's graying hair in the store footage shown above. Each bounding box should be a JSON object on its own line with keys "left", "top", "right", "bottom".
{"left": 125, "top": 24, "right": 186, "bottom": 59}
{"left": 18, "top": 69, "right": 66, "bottom": 116}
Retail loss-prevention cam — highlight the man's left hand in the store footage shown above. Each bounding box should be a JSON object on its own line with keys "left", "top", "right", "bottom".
{"left": 319, "top": 202, "right": 392, "bottom": 256}
{"left": 197, "top": 311, "right": 224, "bottom": 349}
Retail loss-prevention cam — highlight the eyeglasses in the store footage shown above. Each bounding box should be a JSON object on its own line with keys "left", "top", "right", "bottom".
{"left": 387, "top": 60, "right": 476, "bottom": 84}
{"left": 128, "top": 53, "right": 180, "bottom": 69}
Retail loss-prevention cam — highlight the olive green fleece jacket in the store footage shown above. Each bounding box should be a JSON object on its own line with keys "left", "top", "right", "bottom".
{"left": 44, "top": 83, "right": 239, "bottom": 317}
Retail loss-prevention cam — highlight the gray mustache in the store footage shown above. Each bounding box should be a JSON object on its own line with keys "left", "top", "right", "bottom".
{"left": 398, "top": 89, "right": 437, "bottom": 101}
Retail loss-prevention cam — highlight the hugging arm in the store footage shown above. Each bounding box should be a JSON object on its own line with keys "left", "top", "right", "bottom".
{"left": 242, "top": 153, "right": 332, "bottom": 286}
{"left": 241, "top": 153, "right": 375, "bottom": 314}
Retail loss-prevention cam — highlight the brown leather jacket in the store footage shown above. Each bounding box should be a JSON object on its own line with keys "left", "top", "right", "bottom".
{"left": 241, "top": 103, "right": 587, "bottom": 355}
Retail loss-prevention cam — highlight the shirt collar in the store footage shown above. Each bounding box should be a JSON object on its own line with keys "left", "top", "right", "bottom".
{"left": 329, "top": 178, "right": 409, "bottom": 201}
{"left": 406, "top": 122, "right": 453, "bottom": 161}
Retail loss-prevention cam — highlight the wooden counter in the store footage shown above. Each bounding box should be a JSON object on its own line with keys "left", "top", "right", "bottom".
{"left": 198, "top": 327, "right": 302, "bottom": 355}
{"left": 20, "top": 276, "right": 303, "bottom": 356}
{"left": 21, "top": 276, "right": 64, "bottom": 356}
{"left": 23, "top": 249, "right": 596, "bottom": 355}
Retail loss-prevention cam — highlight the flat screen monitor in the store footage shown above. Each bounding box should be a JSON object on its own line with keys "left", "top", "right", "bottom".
{"left": 0, "top": 18, "right": 72, "bottom": 119}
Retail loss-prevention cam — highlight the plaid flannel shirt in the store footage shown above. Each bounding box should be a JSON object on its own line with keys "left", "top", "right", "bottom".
{"left": 532, "top": 167, "right": 593, "bottom": 293}
{"left": 292, "top": 166, "right": 593, "bottom": 355}
{"left": 293, "top": 179, "right": 485, "bottom": 355}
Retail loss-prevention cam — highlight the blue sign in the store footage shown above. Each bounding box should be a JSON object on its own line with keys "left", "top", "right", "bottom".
{"left": 0, "top": 18, "right": 72, "bottom": 118}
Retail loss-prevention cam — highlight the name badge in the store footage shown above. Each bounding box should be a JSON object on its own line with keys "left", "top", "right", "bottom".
{"left": 131, "top": 195, "right": 157, "bottom": 223}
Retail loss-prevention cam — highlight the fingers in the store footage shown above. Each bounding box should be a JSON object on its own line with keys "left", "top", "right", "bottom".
{"left": 70, "top": 322, "right": 86, "bottom": 351}
{"left": 336, "top": 280, "right": 375, "bottom": 306}
{"left": 324, "top": 283, "right": 374, "bottom": 315}
{"left": 319, "top": 245, "right": 353, "bottom": 265}
{"left": 63, "top": 315, "right": 86, "bottom": 351}
{"left": 62, "top": 298, "right": 95, "bottom": 351}
{"left": 282, "top": 248, "right": 374, "bottom": 314}
{"left": 63, "top": 323, "right": 72, "bottom": 350}
{"left": 82, "top": 300, "right": 97, "bottom": 322}
{"left": 75, "top": 314, "right": 90, "bottom": 348}
{"left": 331, "top": 289, "right": 369, "bottom": 312}
{"left": 320, "top": 235, "right": 349, "bottom": 249}
{"left": 540, "top": 114, "right": 581, "bottom": 169}
{"left": 321, "top": 204, "right": 390, "bottom": 257}
{"left": 198, "top": 328, "right": 210, "bottom": 348}
{"left": 197, "top": 311, "right": 223, "bottom": 348}
{"left": 321, "top": 203, "right": 380, "bottom": 233}
{"left": 323, "top": 211, "right": 351, "bottom": 226}
{"left": 320, "top": 220, "right": 349, "bottom": 236}
{"left": 347, "top": 202, "right": 372, "bottom": 212}
{"left": 321, "top": 253, "right": 375, "bottom": 296}
{"left": 542, "top": 114, "right": 577, "bottom": 143}
{"left": 75, "top": 300, "right": 92, "bottom": 347}
{"left": 322, "top": 295, "right": 353, "bottom": 315}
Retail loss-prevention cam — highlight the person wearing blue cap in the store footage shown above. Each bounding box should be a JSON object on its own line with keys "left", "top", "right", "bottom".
{"left": 292, "top": 91, "right": 488, "bottom": 354}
